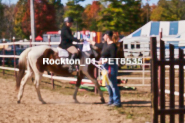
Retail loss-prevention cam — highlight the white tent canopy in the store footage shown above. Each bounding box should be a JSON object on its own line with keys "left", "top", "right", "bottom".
{"left": 121, "top": 20, "right": 185, "bottom": 43}
{"left": 121, "top": 20, "right": 185, "bottom": 57}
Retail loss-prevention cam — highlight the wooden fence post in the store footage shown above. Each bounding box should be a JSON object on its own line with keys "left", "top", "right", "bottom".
{"left": 94, "top": 67, "right": 98, "bottom": 94}
{"left": 48, "top": 35, "right": 54, "bottom": 89}
{"left": 169, "top": 44, "right": 175, "bottom": 123}
{"left": 159, "top": 40, "right": 165, "bottom": 122}
{"left": 13, "top": 37, "right": 17, "bottom": 78}
{"left": 2, "top": 39, "right": 5, "bottom": 75}
{"left": 179, "top": 48, "right": 184, "bottom": 123}
{"left": 150, "top": 37, "right": 158, "bottom": 123}
{"left": 51, "top": 73, "right": 54, "bottom": 89}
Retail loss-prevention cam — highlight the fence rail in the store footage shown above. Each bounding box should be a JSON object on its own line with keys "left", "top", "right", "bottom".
{"left": 0, "top": 39, "right": 185, "bottom": 87}
{"left": 151, "top": 37, "right": 185, "bottom": 123}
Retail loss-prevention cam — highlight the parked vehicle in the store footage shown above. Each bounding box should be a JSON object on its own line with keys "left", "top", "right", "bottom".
{"left": 0, "top": 48, "right": 25, "bottom": 67}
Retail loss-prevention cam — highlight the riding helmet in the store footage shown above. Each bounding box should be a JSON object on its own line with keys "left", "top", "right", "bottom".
{"left": 103, "top": 30, "right": 113, "bottom": 37}
{"left": 64, "top": 17, "right": 74, "bottom": 23}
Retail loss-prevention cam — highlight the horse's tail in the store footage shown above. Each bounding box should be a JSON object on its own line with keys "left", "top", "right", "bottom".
{"left": 16, "top": 47, "right": 32, "bottom": 91}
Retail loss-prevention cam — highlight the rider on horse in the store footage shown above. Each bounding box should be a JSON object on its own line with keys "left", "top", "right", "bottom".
{"left": 58, "top": 17, "right": 83, "bottom": 73}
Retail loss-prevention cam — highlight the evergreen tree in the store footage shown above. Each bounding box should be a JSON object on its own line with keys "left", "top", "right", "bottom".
{"left": 97, "top": 0, "right": 142, "bottom": 33}
{"left": 151, "top": 0, "right": 185, "bottom": 21}
{"left": 0, "top": 0, "right": 4, "bottom": 38}
{"left": 64, "top": 0, "right": 85, "bottom": 31}
{"left": 14, "top": 0, "right": 27, "bottom": 38}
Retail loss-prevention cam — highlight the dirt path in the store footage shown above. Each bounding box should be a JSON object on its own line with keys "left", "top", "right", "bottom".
{"left": 0, "top": 77, "right": 129, "bottom": 123}
{"left": 0, "top": 76, "right": 152, "bottom": 123}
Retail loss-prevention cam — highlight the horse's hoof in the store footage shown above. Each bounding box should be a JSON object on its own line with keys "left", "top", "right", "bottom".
{"left": 74, "top": 100, "right": 80, "bottom": 103}
{"left": 17, "top": 100, "right": 20, "bottom": 104}
{"left": 100, "top": 98, "right": 105, "bottom": 103}
{"left": 41, "top": 101, "right": 46, "bottom": 104}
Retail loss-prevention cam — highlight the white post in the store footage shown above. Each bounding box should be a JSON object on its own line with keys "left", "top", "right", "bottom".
{"left": 30, "top": 0, "right": 35, "bottom": 42}
{"left": 48, "top": 35, "right": 51, "bottom": 46}
{"left": 142, "top": 54, "right": 145, "bottom": 85}
{"left": 58, "top": 30, "right": 61, "bottom": 42}
{"left": 3, "top": 38, "right": 5, "bottom": 43}
{"left": 29, "top": 35, "right": 32, "bottom": 47}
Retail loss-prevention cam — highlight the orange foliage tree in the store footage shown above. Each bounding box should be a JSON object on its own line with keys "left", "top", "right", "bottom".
{"left": 83, "top": 1, "right": 103, "bottom": 31}
{"left": 21, "top": 0, "right": 57, "bottom": 38}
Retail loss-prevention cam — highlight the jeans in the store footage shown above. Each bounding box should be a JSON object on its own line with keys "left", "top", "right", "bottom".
{"left": 103, "top": 62, "right": 121, "bottom": 105}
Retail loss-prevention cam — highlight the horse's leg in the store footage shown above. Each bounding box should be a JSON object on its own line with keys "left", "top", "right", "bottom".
{"left": 34, "top": 73, "right": 46, "bottom": 104}
{"left": 83, "top": 72, "right": 105, "bottom": 103}
{"left": 73, "top": 71, "right": 83, "bottom": 103}
{"left": 27, "top": 53, "right": 45, "bottom": 104}
{"left": 17, "top": 70, "right": 33, "bottom": 103}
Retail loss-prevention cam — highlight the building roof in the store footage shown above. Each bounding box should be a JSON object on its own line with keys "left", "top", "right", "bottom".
{"left": 121, "top": 20, "right": 185, "bottom": 43}
{"left": 46, "top": 31, "right": 59, "bottom": 34}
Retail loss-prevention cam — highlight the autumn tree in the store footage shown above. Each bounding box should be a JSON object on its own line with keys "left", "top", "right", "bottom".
{"left": 48, "top": 0, "right": 64, "bottom": 29}
{"left": 140, "top": 3, "right": 150, "bottom": 24}
{"left": 83, "top": 1, "right": 103, "bottom": 31}
{"left": 14, "top": 0, "right": 57, "bottom": 38}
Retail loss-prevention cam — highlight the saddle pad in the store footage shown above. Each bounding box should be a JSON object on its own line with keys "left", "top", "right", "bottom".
{"left": 57, "top": 47, "right": 69, "bottom": 57}
{"left": 82, "top": 40, "right": 91, "bottom": 52}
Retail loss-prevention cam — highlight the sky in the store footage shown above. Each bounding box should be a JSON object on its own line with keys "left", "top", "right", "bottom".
{"left": 2, "top": 0, "right": 159, "bottom": 6}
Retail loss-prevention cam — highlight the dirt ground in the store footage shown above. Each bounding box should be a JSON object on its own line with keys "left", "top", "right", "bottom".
{"left": 0, "top": 72, "right": 152, "bottom": 123}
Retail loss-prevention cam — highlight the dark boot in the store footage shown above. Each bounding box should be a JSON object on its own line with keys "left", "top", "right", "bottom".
{"left": 68, "top": 53, "right": 78, "bottom": 73}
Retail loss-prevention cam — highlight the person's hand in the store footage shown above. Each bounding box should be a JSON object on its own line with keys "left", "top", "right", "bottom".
{"left": 79, "top": 39, "right": 84, "bottom": 42}
{"left": 99, "top": 59, "right": 107, "bottom": 64}
{"left": 98, "top": 60, "right": 102, "bottom": 65}
{"left": 86, "top": 39, "right": 96, "bottom": 45}
{"left": 86, "top": 39, "right": 91, "bottom": 42}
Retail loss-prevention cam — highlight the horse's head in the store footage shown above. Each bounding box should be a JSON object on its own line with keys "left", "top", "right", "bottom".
{"left": 115, "top": 41, "right": 124, "bottom": 67}
{"left": 80, "top": 44, "right": 101, "bottom": 61}
{"left": 115, "top": 41, "right": 124, "bottom": 58}
{"left": 89, "top": 41, "right": 124, "bottom": 59}
{"left": 90, "top": 45, "right": 101, "bottom": 60}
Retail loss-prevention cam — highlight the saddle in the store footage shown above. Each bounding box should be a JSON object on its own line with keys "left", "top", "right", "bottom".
{"left": 57, "top": 47, "right": 69, "bottom": 58}
{"left": 56, "top": 41, "right": 91, "bottom": 58}
{"left": 55, "top": 47, "right": 75, "bottom": 70}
